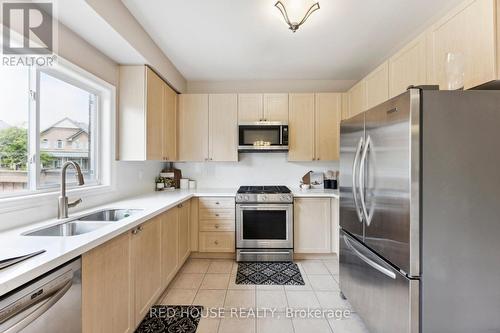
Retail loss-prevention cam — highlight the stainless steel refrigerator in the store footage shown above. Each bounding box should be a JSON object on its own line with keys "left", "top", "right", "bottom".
{"left": 339, "top": 88, "right": 500, "bottom": 333}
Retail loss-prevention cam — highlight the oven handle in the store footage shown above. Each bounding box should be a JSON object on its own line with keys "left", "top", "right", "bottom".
{"left": 236, "top": 204, "right": 293, "bottom": 210}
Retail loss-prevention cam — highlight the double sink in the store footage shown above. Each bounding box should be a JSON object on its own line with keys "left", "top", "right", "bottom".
{"left": 23, "top": 209, "right": 142, "bottom": 237}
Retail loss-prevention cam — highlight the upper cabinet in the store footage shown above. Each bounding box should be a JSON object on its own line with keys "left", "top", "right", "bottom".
{"left": 179, "top": 94, "right": 238, "bottom": 162}
{"left": 289, "top": 93, "right": 341, "bottom": 162}
{"left": 389, "top": 34, "right": 427, "bottom": 98}
{"left": 178, "top": 94, "right": 209, "bottom": 162}
{"left": 238, "top": 93, "right": 289, "bottom": 123}
{"left": 364, "top": 61, "right": 389, "bottom": 110}
{"left": 119, "top": 66, "right": 177, "bottom": 161}
{"left": 209, "top": 94, "right": 238, "bottom": 162}
{"left": 347, "top": 80, "right": 366, "bottom": 119}
{"left": 428, "top": 0, "right": 497, "bottom": 89}
{"left": 315, "top": 93, "right": 341, "bottom": 161}
{"left": 263, "top": 93, "right": 289, "bottom": 122}
{"left": 238, "top": 94, "right": 263, "bottom": 122}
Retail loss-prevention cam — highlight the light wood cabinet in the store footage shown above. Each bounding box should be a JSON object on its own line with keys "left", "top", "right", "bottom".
{"left": 198, "top": 197, "right": 235, "bottom": 253}
{"left": 315, "top": 93, "right": 341, "bottom": 161}
{"left": 238, "top": 94, "right": 263, "bottom": 122}
{"left": 341, "top": 93, "right": 350, "bottom": 120}
{"left": 209, "top": 94, "right": 238, "bottom": 162}
{"left": 294, "top": 198, "right": 332, "bottom": 253}
{"left": 428, "top": 0, "right": 496, "bottom": 89}
{"left": 178, "top": 201, "right": 191, "bottom": 264}
{"left": 264, "top": 93, "right": 289, "bottom": 122}
{"left": 179, "top": 94, "right": 238, "bottom": 162}
{"left": 365, "top": 61, "right": 389, "bottom": 110}
{"left": 119, "top": 65, "right": 177, "bottom": 161}
{"left": 347, "top": 80, "right": 366, "bottom": 118}
{"left": 178, "top": 94, "right": 209, "bottom": 161}
{"left": 131, "top": 217, "right": 162, "bottom": 326}
{"left": 161, "top": 208, "right": 179, "bottom": 288}
{"left": 289, "top": 93, "right": 341, "bottom": 161}
{"left": 389, "top": 34, "right": 428, "bottom": 98}
{"left": 82, "top": 233, "right": 133, "bottom": 333}
{"left": 288, "top": 93, "right": 315, "bottom": 161}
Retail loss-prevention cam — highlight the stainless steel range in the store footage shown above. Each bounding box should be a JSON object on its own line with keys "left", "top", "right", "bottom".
{"left": 236, "top": 186, "right": 293, "bottom": 262}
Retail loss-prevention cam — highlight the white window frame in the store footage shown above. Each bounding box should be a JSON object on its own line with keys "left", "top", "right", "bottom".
{"left": 0, "top": 57, "right": 116, "bottom": 212}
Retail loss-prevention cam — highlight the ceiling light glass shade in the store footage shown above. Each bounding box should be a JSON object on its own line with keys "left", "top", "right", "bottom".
{"left": 275, "top": 0, "right": 320, "bottom": 33}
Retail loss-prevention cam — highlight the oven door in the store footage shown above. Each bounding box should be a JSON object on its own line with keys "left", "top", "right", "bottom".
{"left": 236, "top": 204, "right": 293, "bottom": 249}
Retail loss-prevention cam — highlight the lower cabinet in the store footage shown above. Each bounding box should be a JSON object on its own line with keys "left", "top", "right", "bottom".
{"left": 178, "top": 201, "right": 191, "bottom": 264}
{"left": 82, "top": 232, "right": 134, "bottom": 333}
{"left": 161, "top": 208, "right": 179, "bottom": 287}
{"left": 294, "top": 198, "right": 332, "bottom": 254}
{"left": 131, "top": 216, "right": 162, "bottom": 326}
{"left": 82, "top": 200, "right": 192, "bottom": 333}
{"left": 198, "top": 197, "right": 235, "bottom": 253}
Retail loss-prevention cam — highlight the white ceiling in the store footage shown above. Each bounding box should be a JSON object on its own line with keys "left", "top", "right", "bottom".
{"left": 57, "top": 0, "right": 145, "bottom": 64}
{"left": 121, "top": 0, "right": 463, "bottom": 81}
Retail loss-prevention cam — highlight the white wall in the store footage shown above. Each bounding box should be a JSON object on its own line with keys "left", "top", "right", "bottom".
{"left": 187, "top": 80, "right": 355, "bottom": 93}
{"left": 175, "top": 153, "right": 339, "bottom": 189}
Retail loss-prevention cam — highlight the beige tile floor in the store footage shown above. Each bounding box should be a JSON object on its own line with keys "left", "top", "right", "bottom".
{"left": 159, "top": 258, "right": 369, "bottom": 333}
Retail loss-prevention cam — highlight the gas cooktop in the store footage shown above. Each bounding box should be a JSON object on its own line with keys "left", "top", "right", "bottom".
{"left": 237, "top": 186, "right": 291, "bottom": 194}
{"left": 236, "top": 186, "right": 292, "bottom": 203}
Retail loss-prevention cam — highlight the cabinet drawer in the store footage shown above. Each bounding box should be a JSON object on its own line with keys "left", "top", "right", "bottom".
{"left": 199, "top": 208, "right": 235, "bottom": 220}
{"left": 199, "top": 232, "right": 235, "bottom": 252}
{"left": 199, "top": 197, "right": 235, "bottom": 209}
{"left": 199, "top": 219, "right": 235, "bottom": 232}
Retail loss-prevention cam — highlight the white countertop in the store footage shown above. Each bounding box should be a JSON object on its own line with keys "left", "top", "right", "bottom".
{"left": 0, "top": 187, "right": 337, "bottom": 295}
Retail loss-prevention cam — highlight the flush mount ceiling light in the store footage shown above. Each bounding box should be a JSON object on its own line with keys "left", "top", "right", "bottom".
{"left": 275, "top": 0, "right": 320, "bottom": 33}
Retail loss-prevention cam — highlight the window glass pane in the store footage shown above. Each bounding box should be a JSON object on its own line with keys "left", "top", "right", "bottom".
{"left": 39, "top": 72, "right": 97, "bottom": 187}
{"left": 0, "top": 66, "right": 30, "bottom": 195}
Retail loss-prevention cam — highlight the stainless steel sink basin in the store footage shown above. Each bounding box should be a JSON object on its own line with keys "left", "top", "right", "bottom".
{"left": 24, "top": 222, "right": 110, "bottom": 237}
{"left": 23, "top": 209, "right": 143, "bottom": 237}
{"left": 76, "top": 209, "right": 142, "bottom": 222}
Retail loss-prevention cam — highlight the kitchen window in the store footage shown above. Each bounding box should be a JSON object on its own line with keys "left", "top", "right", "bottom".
{"left": 0, "top": 61, "right": 108, "bottom": 198}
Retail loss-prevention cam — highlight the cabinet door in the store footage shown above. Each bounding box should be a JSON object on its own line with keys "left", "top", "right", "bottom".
{"left": 288, "top": 93, "right": 315, "bottom": 161}
{"left": 238, "top": 94, "right": 263, "bottom": 122}
{"left": 315, "top": 93, "right": 341, "bottom": 161}
{"left": 348, "top": 80, "right": 366, "bottom": 117}
{"left": 294, "top": 198, "right": 332, "bottom": 253}
{"left": 82, "top": 233, "right": 133, "bottom": 333}
{"left": 209, "top": 94, "right": 238, "bottom": 161}
{"left": 429, "top": 0, "right": 496, "bottom": 89}
{"left": 364, "top": 61, "right": 389, "bottom": 110}
{"left": 178, "top": 94, "right": 209, "bottom": 161}
{"left": 145, "top": 67, "right": 164, "bottom": 160}
{"left": 263, "top": 93, "right": 289, "bottom": 122}
{"left": 341, "top": 93, "right": 350, "bottom": 120}
{"left": 132, "top": 217, "right": 162, "bottom": 326}
{"left": 163, "top": 84, "right": 177, "bottom": 161}
{"left": 161, "top": 208, "right": 179, "bottom": 288}
{"left": 389, "top": 34, "right": 427, "bottom": 98}
{"left": 178, "top": 201, "right": 191, "bottom": 265}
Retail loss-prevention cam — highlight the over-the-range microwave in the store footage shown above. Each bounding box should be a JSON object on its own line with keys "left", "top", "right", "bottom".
{"left": 238, "top": 122, "right": 289, "bottom": 152}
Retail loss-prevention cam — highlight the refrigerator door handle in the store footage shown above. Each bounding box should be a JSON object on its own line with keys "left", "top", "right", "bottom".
{"left": 343, "top": 234, "right": 397, "bottom": 279}
{"left": 352, "top": 137, "right": 364, "bottom": 223}
{"left": 359, "top": 135, "right": 372, "bottom": 226}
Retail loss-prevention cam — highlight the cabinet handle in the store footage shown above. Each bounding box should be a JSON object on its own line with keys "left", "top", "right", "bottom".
{"left": 215, "top": 224, "right": 219, "bottom": 229}
{"left": 178, "top": 204, "right": 183, "bottom": 208}
{"left": 214, "top": 240, "right": 219, "bottom": 245}
{"left": 132, "top": 228, "right": 139, "bottom": 235}
{"left": 138, "top": 226, "right": 144, "bottom": 232}
{"left": 215, "top": 202, "right": 220, "bottom": 205}
{"left": 215, "top": 213, "right": 220, "bottom": 217}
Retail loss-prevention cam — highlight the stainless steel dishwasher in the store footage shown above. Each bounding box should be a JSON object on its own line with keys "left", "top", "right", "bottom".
{"left": 0, "top": 258, "right": 81, "bottom": 333}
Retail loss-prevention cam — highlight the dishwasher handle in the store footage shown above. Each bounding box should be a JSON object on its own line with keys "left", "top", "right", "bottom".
{"left": 2, "top": 279, "right": 72, "bottom": 333}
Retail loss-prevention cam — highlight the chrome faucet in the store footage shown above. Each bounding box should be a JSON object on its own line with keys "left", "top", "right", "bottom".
{"left": 58, "top": 161, "right": 85, "bottom": 219}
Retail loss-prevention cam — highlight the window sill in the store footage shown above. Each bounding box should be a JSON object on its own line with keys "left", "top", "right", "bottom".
{"left": 0, "top": 184, "right": 115, "bottom": 214}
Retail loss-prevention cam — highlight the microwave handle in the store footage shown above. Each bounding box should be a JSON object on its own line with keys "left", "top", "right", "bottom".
{"left": 280, "top": 126, "right": 283, "bottom": 145}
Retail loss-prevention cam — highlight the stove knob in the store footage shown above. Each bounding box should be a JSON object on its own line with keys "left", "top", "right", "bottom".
{"left": 236, "top": 194, "right": 243, "bottom": 201}
{"left": 261, "top": 195, "right": 268, "bottom": 201}
{"left": 244, "top": 195, "right": 250, "bottom": 201}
